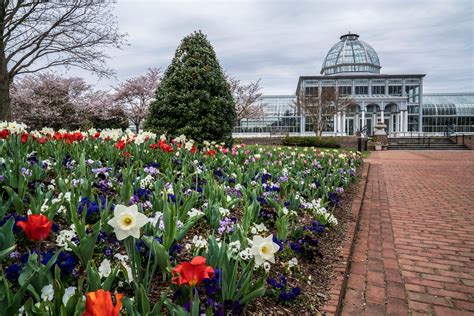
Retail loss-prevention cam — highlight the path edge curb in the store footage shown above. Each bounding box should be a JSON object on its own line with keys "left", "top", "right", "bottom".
{"left": 320, "top": 162, "right": 371, "bottom": 315}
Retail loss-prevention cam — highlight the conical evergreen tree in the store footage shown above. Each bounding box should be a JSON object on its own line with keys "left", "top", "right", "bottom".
{"left": 145, "top": 31, "right": 236, "bottom": 144}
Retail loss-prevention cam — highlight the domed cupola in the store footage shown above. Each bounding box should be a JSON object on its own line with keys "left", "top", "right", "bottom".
{"left": 321, "top": 33, "right": 381, "bottom": 75}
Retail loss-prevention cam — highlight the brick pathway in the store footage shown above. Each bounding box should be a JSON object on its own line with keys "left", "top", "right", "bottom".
{"left": 340, "top": 151, "right": 474, "bottom": 316}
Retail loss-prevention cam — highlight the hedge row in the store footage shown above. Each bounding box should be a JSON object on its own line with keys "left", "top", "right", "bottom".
{"left": 281, "top": 136, "right": 341, "bottom": 148}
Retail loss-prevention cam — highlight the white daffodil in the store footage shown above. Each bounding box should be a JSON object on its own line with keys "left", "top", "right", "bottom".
{"left": 107, "top": 204, "right": 149, "bottom": 240}
{"left": 250, "top": 234, "right": 280, "bottom": 267}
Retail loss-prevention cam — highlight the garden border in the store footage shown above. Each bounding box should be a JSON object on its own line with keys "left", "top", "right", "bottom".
{"left": 320, "top": 162, "right": 370, "bottom": 315}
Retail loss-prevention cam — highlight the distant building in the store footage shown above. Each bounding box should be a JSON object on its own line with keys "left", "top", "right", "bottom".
{"left": 233, "top": 33, "right": 474, "bottom": 137}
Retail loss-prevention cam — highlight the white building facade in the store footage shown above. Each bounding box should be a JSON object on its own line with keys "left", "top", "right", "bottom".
{"left": 233, "top": 33, "right": 473, "bottom": 138}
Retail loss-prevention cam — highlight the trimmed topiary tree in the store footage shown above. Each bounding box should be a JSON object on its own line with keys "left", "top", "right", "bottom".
{"left": 145, "top": 31, "right": 236, "bottom": 144}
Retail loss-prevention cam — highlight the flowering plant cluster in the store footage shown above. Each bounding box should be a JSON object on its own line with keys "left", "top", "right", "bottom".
{"left": 0, "top": 121, "right": 361, "bottom": 315}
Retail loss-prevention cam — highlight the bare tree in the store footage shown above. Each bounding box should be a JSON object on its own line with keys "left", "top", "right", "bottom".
{"left": 226, "top": 74, "right": 264, "bottom": 123}
{"left": 296, "top": 87, "right": 354, "bottom": 136}
{"left": 0, "top": 0, "right": 127, "bottom": 120}
{"left": 114, "top": 67, "right": 161, "bottom": 132}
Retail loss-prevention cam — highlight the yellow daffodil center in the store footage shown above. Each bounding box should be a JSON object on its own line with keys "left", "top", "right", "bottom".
{"left": 122, "top": 215, "right": 133, "bottom": 226}
{"left": 260, "top": 244, "right": 270, "bottom": 255}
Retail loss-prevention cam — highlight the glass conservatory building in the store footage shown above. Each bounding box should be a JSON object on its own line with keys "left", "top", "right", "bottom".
{"left": 233, "top": 33, "right": 474, "bottom": 137}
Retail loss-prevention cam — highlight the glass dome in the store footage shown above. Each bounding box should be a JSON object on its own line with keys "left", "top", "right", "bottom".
{"left": 321, "top": 33, "right": 381, "bottom": 75}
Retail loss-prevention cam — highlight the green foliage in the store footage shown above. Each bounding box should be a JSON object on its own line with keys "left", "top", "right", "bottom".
{"left": 0, "top": 218, "right": 16, "bottom": 262}
{"left": 281, "top": 136, "right": 341, "bottom": 148}
{"left": 146, "top": 31, "right": 236, "bottom": 145}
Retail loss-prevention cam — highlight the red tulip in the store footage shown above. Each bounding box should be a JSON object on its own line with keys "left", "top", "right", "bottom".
{"left": 205, "top": 149, "right": 217, "bottom": 156}
{"left": 16, "top": 214, "right": 53, "bottom": 242}
{"left": 38, "top": 137, "right": 46, "bottom": 145}
{"left": 172, "top": 256, "right": 214, "bottom": 287}
{"left": 53, "top": 132, "right": 62, "bottom": 140}
{"left": 83, "top": 289, "right": 123, "bottom": 316}
{"left": 21, "top": 133, "right": 28, "bottom": 143}
{"left": 94, "top": 132, "right": 101, "bottom": 138}
{"left": 115, "top": 140, "right": 125, "bottom": 150}
{"left": 0, "top": 129, "right": 10, "bottom": 139}
{"left": 73, "top": 132, "right": 83, "bottom": 141}
{"left": 158, "top": 140, "right": 173, "bottom": 153}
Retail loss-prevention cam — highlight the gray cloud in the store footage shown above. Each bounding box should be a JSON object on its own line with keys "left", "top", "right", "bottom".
{"left": 67, "top": 0, "right": 474, "bottom": 94}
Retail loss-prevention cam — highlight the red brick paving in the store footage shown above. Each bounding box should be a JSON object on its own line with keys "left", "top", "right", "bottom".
{"left": 340, "top": 151, "right": 474, "bottom": 316}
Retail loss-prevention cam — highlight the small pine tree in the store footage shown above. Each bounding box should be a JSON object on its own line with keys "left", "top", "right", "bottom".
{"left": 145, "top": 31, "right": 236, "bottom": 145}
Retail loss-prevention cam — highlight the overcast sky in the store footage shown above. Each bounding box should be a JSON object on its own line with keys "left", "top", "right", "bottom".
{"left": 71, "top": 0, "right": 473, "bottom": 95}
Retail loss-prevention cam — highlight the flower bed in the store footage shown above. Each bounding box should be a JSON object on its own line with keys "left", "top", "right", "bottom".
{"left": 0, "top": 122, "right": 362, "bottom": 315}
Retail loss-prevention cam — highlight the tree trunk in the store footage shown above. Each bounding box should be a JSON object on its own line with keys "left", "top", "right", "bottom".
{"left": 0, "top": 68, "right": 10, "bottom": 121}
{"left": 135, "top": 121, "right": 140, "bottom": 133}
{"left": 0, "top": 5, "right": 11, "bottom": 122}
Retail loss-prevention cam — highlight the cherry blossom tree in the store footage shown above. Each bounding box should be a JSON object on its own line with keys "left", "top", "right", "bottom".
{"left": 11, "top": 72, "right": 128, "bottom": 129}
{"left": 226, "top": 74, "right": 264, "bottom": 123}
{"left": 0, "top": 1, "right": 126, "bottom": 121}
{"left": 114, "top": 68, "right": 161, "bottom": 132}
{"left": 81, "top": 90, "right": 129, "bottom": 130}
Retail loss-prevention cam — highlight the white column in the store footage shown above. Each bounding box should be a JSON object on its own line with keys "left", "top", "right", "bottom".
{"left": 404, "top": 111, "right": 409, "bottom": 132}
{"left": 389, "top": 114, "right": 392, "bottom": 134}
{"left": 300, "top": 115, "right": 305, "bottom": 135}
{"left": 401, "top": 111, "right": 406, "bottom": 133}
{"left": 337, "top": 112, "right": 342, "bottom": 135}
{"left": 333, "top": 114, "right": 337, "bottom": 134}
{"left": 361, "top": 111, "right": 366, "bottom": 131}
{"left": 342, "top": 112, "right": 346, "bottom": 135}
{"left": 390, "top": 114, "right": 395, "bottom": 133}
{"left": 395, "top": 113, "right": 399, "bottom": 134}
{"left": 380, "top": 110, "right": 384, "bottom": 123}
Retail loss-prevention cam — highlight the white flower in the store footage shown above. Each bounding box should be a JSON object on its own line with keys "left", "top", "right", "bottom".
{"left": 251, "top": 223, "right": 268, "bottom": 234}
{"left": 239, "top": 248, "right": 252, "bottom": 261}
{"left": 98, "top": 259, "right": 112, "bottom": 278}
{"left": 114, "top": 253, "right": 129, "bottom": 263}
{"left": 192, "top": 235, "right": 208, "bottom": 249}
{"left": 56, "top": 229, "right": 77, "bottom": 251}
{"left": 288, "top": 257, "right": 299, "bottom": 268}
{"left": 107, "top": 204, "right": 149, "bottom": 240}
{"left": 228, "top": 240, "right": 241, "bottom": 255}
{"left": 263, "top": 261, "right": 271, "bottom": 272}
{"left": 149, "top": 211, "right": 163, "bottom": 226}
{"left": 62, "top": 287, "right": 76, "bottom": 306}
{"left": 218, "top": 207, "right": 230, "bottom": 217}
{"left": 41, "top": 284, "right": 54, "bottom": 301}
{"left": 256, "top": 223, "right": 268, "bottom": 232}
{"left": 250, "top": 234, "right": 280, "bottom": 267}
{"left": 122, "top": 263, "right": 134, "bottom": 283}
{"left": 188, "top": 208, "right": 204, "bottom": 218}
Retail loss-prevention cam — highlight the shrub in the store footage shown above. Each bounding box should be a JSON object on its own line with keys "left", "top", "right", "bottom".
{"left": 281, "top": 136, "right": 340, "bottom": 148}
{"left": 145, "top": 31, "right": 236, "bottom": 145}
